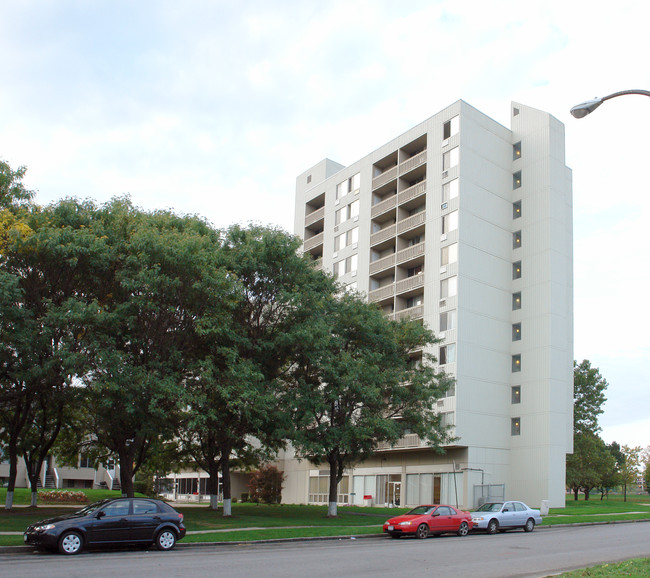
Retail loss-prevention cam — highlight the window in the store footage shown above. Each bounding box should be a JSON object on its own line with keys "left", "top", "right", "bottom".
{"left": 79, "top": 455, "right": 92, "bottom": 468}
{"left": 102, "top": 501, "right": 130, "bottom": 517}
{"left": 334, "top": 255, "right": 358, "bottom": 278}
{"left": 407, "top": 234, "right": 424, "bottom": 247}
{"left": 441, "top": 243, "right": 458, "bottom": 265}
{"left": 334, "top": 200, "right": 360, "bottom": 225}
{"left": 511, "top": 386, "right": 521, "bottom": 404}
{"left": 442, "top": 178, "right": 459, "bottom": 203}
{"left": 334, "top": 227, "right": 359, "bottom": 251}
{"left": 443, "top": 116, "right": 460, "bottom": 139}
{"left": 440, "top": 412, "right": 455, "bottom": 427}
{"left": 440, "top": 276, "right": 457, "bottom": 298}
{"left": 408, "top": 264, "right": 423, "bottom": 277}
{"left": 511, "top": 418, "right": 521, "bottom": 436}
{"left": 443, "top": 147, "right": 459, "bottom": 171}
{"left": 439, "top": 310, "right": 457, "bottom": 332}
{"left": 439, "top": 343, "right": 456, "bottom": 365}
{"left": 513, "top": 141, "right": 521, "bottom": 160}
{"left": 513, "top": 200, "right": 522, "bottom": 219}
{"left": 512, "top": 354, "right": 521, "bottom": 372}
{"left": 336, "top": 173, "right": 360, "bottom": 200}
{"left": 513, "top": 230, "right": 522, "bottom": 249}
{"left": 307, "top": 174, "right": 312, "bottom": 184}
{"left": 512, "top": 323, "right": 521, "bottom": 341}
{"left": 406, "top": 295, "right": 423, "bottom": 308}
{"left": 512, "top": 261, "right": 522, "bottom": 280}
{"left": 442, "top": 211, "right": 458, "bottom": 234}
{"left": 133, "top": 500, "right": 158, "bottom": 515}
{"left": 512, "top": 292, "right": 522, "bottom": 310}
{"left": 513, "top": 171, "right": 522, "bottom": 189}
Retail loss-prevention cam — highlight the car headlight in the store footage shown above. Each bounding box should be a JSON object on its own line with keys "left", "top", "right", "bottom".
{"left": 34, "top": 524, "right": 55, "bottom": 532}
{"left": 398, "top": 521, "right": 412, "bottom": 526}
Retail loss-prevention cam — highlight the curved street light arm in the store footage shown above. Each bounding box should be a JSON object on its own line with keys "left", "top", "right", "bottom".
{"left": 570, "top": 89, "right": 650, "bottom": 118}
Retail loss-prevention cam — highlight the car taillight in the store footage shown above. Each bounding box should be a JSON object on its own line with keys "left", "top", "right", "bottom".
{"left": 178, "top": 513, "right": 184, "bottom": 522}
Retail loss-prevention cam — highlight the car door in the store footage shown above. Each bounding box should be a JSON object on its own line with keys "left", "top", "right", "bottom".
{"left": 513, "top": 502, "right": 528, "bottom": 526}
{"left": 130, "top": 499, "right": 162, "bottom": 542}
{"left": 88, "top": 499, "right": 132, "bottom": 544}
{"left": 431, "top": 506, "right": 454, "bottom": 532}
{"left": 500, "top": 502, "right": 518, "bottom": 528}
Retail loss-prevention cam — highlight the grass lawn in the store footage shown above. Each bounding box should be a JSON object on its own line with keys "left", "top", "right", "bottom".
{"left": 558, "top": 557, "right": 650, "bottom": 576}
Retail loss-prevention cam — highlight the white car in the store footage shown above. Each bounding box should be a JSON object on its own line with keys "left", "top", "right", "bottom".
{"left": 471, "top": 501, "right": 542, "bottom": 534}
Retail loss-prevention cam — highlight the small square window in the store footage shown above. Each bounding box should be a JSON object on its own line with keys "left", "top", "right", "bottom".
{"left": 511, "top": 417, "right": 521, "bottom": 436}
{"left": 443, "top": 116, "right": 460, "bottom": 140}
{"left": 513, "top": 142, "right": 522, "bottom": 160}
{"left": 512, "top": 323, "right": 521, "bottom": 341}
{"left": 512, "top": 292, "right": 522, "bottom": 310}
{"left": 512, "top": 354, "right": 521, "bottom": 372}
{"left": 513, "top": 171, "right": 522, "bottom": 189}
{"left": 513, "top": 231, "right": 522, "bottom": 249}
{"left": 307, "top": 175, "right": 312, "bottom": 184}
{"left": 513, "top": 201, "right": 522, "bottom": 219}
{"left": 513, "top": 261, "right": 522, "bottom": 280}
{"left": 511, "top": 386, "right": 521, "bottom": 404}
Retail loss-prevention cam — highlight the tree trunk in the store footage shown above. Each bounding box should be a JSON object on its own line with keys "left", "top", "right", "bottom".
{"left": 327, "top": 456, "right": 338, "bottom": 517}
{"left": 222, "top": 458, "right": 232, "bottom": 516}
{"left": 624, "top": 482, "right": 627, "bottom": 502}
{"left": 118, "top": 449, "right": 135, "bottom": 498}
{"left": 584, "top": 488, "right": 590, "bottom": 500}
{"left": 27, "top": 470, "right": 40, "bottom": 507}
{"left": 4, "top": 444, "right": 19, "bottom": 510}
{"left": 207, "top": 461, "right": 221, "bottom": 511}
{"left": 573, "top": 488, "right": 579, "bottom": 501}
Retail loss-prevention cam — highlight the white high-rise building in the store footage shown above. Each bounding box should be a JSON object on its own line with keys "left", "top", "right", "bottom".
{"left": 285, "top": 101, "right": 573, "bottom": 509}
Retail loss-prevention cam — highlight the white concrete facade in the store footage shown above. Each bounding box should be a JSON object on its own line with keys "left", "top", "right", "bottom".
{"left": 286, "top": 101, "right": 573, "bottom": 510}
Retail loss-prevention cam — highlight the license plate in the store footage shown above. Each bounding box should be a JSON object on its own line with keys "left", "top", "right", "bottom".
{"left": 387, "top": 525, "right": 394, "bottom": 531}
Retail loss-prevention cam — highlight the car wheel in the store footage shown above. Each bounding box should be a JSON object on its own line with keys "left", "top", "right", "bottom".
{"left": 58, "top": 531, "right": 83, "bottom": 555}
{"left": 457, "top": 521, "right": 469, "bottom": 537}
{"left": 487, "top": 519, "right": 499, "bottom": 534}
{"left": 156, "top": 529, "right": 177, "bottom": 551}
{"left": 415, "top": 523, "right": 429, "bottom": 539}
{"left": 524, "top": 518, "right": 535, "bottom": 532}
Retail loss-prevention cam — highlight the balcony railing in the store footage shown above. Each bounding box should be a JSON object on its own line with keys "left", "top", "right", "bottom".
{"left": 376, "top": 433, "right": 428, "bottom": 451}
{"left": 391, "top": 304, "right": 424, "bottom": 321}
{"left": 372, "top": 165, "right": 398, "bottom": 190}
{"left": 396, "top": 241, "right": 425, "bottom": 265}
{"left": 395, "top": 274, "right": 424, "bottom": 295}
{"left": 368, "top": 284, "right": 396, "bottom": 303}
{"left": 369, "top": 253, "right": 396, "bottom": 275}
{"left": 397, "top": 211, "right": 426, "bottom": 235}
{"left": 398, "top": 150, "right": 427, "bottom": 174}
{"left": 398, "top": 180, "right": 426, "bottom": 206}
{"left": 371, "top": 195, "right": 397, "bottom": 219}
{"left": 305, "top": 206, "right": 325, "bottom": 228}
{"left": 370, "top": 224, "right": 396, "bottom": 247}
{"left": 303, "top": 232, "right": 324, "bottom": 252}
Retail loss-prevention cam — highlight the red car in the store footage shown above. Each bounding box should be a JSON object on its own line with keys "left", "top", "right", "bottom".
{"left": 383, "top": 504, "right": 473, "bottom": 539}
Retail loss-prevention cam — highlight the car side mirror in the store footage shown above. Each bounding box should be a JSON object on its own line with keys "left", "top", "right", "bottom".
{"left": 503, "top": 508, "right": 509, "bottom": 512}
{"left": 431, "top": 513, "right": 440, "bottom": 517}
{"left": 96, "top": 511, "right": 105, "bottom": 519}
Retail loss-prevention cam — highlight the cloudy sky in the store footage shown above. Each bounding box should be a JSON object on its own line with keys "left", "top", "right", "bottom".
{"left": 1, "top": 1, "right": 649, "bottom": 447}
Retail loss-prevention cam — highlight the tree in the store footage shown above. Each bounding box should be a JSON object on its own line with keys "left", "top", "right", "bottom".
{"left": 565, "top": 360, "right": 609, "bottom": 500}
{"left": 620, "top": 445, "right": 641, "bottom": 502}
{"left": 287, "top": 291, "right": 452, "bottom": 517}
{"left": 0, "top": 159, "right": 34, "bottom": 209}
{"left": 179, "top": 224, "right": 337, "bottom": 514}
{"left": 248, "top": 465, "right": 285, "bottom": 504}
{"left": 596, "top": 441, "right": 623, "bottom": 500}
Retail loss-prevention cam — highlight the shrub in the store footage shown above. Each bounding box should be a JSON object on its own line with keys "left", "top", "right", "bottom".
{"left": 38, "top": 490, "right": 89, "bottom": 504}
{"left": 248, "top": 465, "right": 285, "bottom": 504}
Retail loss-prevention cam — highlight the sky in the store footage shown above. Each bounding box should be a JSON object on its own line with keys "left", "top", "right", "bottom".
{"left": 1, "top": 0, "right": 649, "bottom": 448}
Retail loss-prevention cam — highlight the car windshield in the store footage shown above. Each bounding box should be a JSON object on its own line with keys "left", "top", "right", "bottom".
{"left": 406, "top": 506, "right": 435, "bottom": 515}
{"left": 475, "top": 502, "right": 503, "bottom": 512}
{"left": 75, "top": 499, "right": 113, "bottom": 515}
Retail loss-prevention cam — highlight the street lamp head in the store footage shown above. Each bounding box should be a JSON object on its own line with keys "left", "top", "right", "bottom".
{"left": 570, "top": 98, "right": 604, "bottom": 119}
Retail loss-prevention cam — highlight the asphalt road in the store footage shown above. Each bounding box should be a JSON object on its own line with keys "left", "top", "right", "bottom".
{"left": 3, "top": 522, "right": 650, "bottom": 577}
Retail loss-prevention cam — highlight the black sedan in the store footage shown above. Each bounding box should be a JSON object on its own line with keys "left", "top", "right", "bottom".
{"left": 24, "top": 497, "right": 186, "bottom": 555}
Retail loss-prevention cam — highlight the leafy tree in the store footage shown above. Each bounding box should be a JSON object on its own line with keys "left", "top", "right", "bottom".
{"left": 287, "top": 291, "right": 452, "bottom": 517}
{"left": 573, "top": 360, "right": 608, "bottom": 435}
{"left": 620, "top": 445, "right": 641, "bottom": 502}
{"left": 597, "top": 441, "right": 624, "bottom": 500}
{"left": 179, "top": 224, "right": 336, "bottom": 514}
{"left": 566, "top": 432, "right": 615, "bottom": 500}
{"left": 0, "top": 159, "right": 34, "bottom": 209}
{"left": 248, "top": 465, "right": 285, "bottom": 504}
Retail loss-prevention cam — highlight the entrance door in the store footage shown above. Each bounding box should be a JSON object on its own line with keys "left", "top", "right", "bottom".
{"left": 388, "top": 481, "right": 401, "bottom": 507}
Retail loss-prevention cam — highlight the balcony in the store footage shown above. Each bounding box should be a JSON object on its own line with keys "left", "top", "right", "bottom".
{"left": 396, "top": 241, "right": 425, "bottom": 266}
{"left": 391, "top": 304, "right": 424, "bottom": 321}
{"left": 368, "top": 284, "right": 396, "bottom": 303}
{"left": 303, "top": 232, "right": 324, "bottom": 252}
{"left": 370, "top": 224, "right": 396, "bottom": 247}
{"left": 305, "top": 206, "right": 325, "bottom": 228}
{"left": 398, "top": 180, "right": 426, "bottom": 206}
{"left": 376, "top": 433, "right": 428, "bottom": 451}
{"left": 371, "top": 195, "right": 397, "bottom": 219}
{"left": 395, "top": 274, "right": 424, "bottom": 296}
{"left": 369, "top": 253, "right": 396, "bottom": 275}
{"left": 397, "top": 211, "right": 426, "bottom": 235}
{"left": 398, "top": 150, "right": 427, "bottom": 174}
{"left": 372, "top": 165, "right": 398, "bottom": 190}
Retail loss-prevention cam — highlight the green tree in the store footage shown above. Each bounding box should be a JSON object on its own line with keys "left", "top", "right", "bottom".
{"left": 573, "top": 360, "right": 608, "bottom": 435}
{"left": 0, "top": 159, "right": 34, "bottom": 209}
{"left": 248, "top": 464, "right": 285, "bottom": 504}
{"left": 620, "top": 445, "right": 641, "bottom": 501}
{"left": 566, "top": 432, "right": 615, "bottom": 500}
{"left": 287, "top": 292, "right": 452, "bottom": 517}
{"left": 597, "top": 441, "right": 623, "bottom": 500}
{"left": 179, "top": 224, "right": 336, "bottom": 514}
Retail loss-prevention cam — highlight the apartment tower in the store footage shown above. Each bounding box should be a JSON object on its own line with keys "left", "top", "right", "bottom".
{"left": 287, "top": 101, "right": 573, "bottom": 509}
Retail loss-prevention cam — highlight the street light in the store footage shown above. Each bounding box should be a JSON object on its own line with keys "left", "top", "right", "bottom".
{"left": 570, "top": 89, "right": 650, "bottom": 119}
